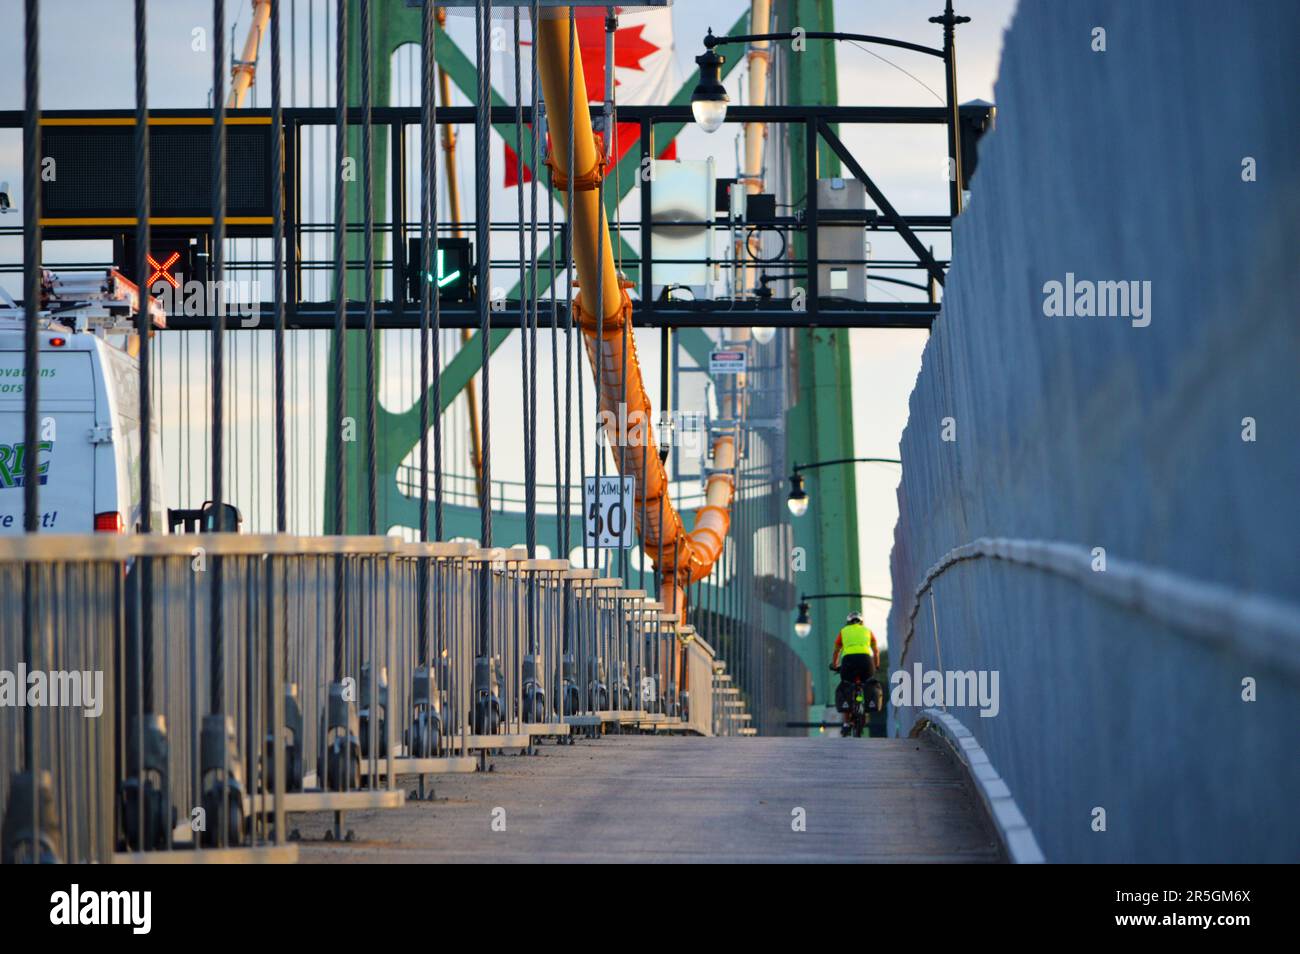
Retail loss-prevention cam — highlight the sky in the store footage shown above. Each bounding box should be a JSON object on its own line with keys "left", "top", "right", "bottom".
{"left": 0, "top": 0, "right": 1019, "bottom": 647}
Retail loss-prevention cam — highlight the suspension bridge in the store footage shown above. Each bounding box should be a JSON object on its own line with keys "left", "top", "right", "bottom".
{"left": 0, "top": 0, "right": 1295, "bottom": 872}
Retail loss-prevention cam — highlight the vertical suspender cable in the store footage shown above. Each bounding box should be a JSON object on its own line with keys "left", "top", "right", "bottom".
{"left": 562, "top": 106, "right": 573, "bottom": 560}
{"left": 529, "top": 0, "right": 541, "bottom": 561}
{"left": 419, "top": 0, "right": 433, "bottom": 545}
{"left": 592, "top": 12, "right": 606, "bottom": 574}
{"left": 305, "top": 3, "right": 315, "bottom": 532}
{"left": 131, "top": 1, "right": 152, "bottom": 845}
{"left": 475, "top": 0, "right": 492, "bottom": 549}
{"left": 132, "top": 0, "right": 154, "bottom": 723}
{"left": 559, "top": 6, "right": 576, "bottom": 670}
{"left": 361, "top": 0, "right": 377, "bottom": 535}
{"left": 133, "top": 0, "right": 151, "bottom": 536}
{"left": 417, "top": 0, "right": 433, "bottom": 663}
{"left": 474, "top": 0, "right": 492, "bottom": 666}
{"left": 512, "top": 6, "right": 531, "bottom": 666}
{"left": 272, "top": 0, "right": 286, "bottom": 534}
{"left": 567, "top": 8, "right": 582, "bottom": 570}
{"left": 180, "top": 333, "right": 186, "bottom": 528}
{"left": 270, "top": 0, "right": 289, "bottom": 726}
{"left": 606, "top": 14, "right": 631, "bottom": 584}
{"left": 19, "top": 7, "right": 41, "bottom": 530}
{"left": 528, "top": 0, "right": 542, "bottom": 661}
{"left": 20, "top": 0, "right": 41, "bottom": 785}
{"left": 515, "top": 8, "right": 534, "bottom": 559}
{"left": 331, "top": 0, "right": 347, "bottom": 680}
{"left": 431, "top": 29, "right": 443, "bottom": 545}
{"left": 548, "top": 117, "right": 562, "bottom": 559}
{"left": 210, "top": 0, "right": 228, "bottom": 712}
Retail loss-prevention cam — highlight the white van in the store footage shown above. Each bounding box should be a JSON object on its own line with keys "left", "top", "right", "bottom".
{"left": 0, "top": 271, "right": 165, "bottom": 535}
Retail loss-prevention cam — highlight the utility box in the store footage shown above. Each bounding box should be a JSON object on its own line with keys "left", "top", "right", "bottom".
{"left": 815, "top": 177, "right": 869, "bottom": 301}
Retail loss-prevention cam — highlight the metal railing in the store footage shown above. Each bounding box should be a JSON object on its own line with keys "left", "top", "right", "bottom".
{"left": 0, "top": 532, "right": 726, "bottom": 863}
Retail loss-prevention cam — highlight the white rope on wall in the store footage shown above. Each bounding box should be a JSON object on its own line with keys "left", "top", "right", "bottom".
{"left": 898, "top": 537, "right": 1300, "bottom": 678}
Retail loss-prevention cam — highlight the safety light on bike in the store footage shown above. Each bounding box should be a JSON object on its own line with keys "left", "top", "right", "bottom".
{"left": 794, "top": 600, "right": 812, "bottom": 638}
{"left": 786, "top": 473, "right": 809, "bottom": 517}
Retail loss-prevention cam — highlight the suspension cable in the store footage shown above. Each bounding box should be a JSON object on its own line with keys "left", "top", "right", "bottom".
{"left": 608, "top": 13, "right": 632, "bottom": 584}
{"left": 131, "top": 0, "right": 154, "bottom": 721}
{"left": 567, "top": 8, "right": 585, "bottom": 570}
{"left": 416, "top": 1, "right": 434, "bottom": 663}
{"left": 514, "top": 8, "right": 533, "bottom": 558}
{"left": 331, "top": 0, "right": 347, "bottom": 680}
{"left": 419, "top": 0, "right": 433, "bottom": 546}
{"left": 548, "top": 88, "right": 563, "bottom": 560}
{"left": 361, "top": 0, "right": 377, "bottom": 535}
{"left": 210, "top": 0, "right": 228, "bottom": 711}
{"left": 21, "top": 0, "right": 40, "bottom": 773}
{"left": 592, "top": 13, "right": 607, "bottom": 578}
{"left": 529, "top": 0, "right": 542, "bottom": 562}
{"left": 272, "top": 0, "right": 285, "bottom": 533}
{"left": 475, "top": 0, "right": 492, "bottom": 551}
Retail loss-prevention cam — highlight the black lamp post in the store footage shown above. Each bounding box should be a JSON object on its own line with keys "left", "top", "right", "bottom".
{"left": 690, "top": 2, "right": 970, "bottom": 216}
{"left": 786, "top": 473, "right": 809, "bottom": 517}
{"left": 795, "top": 592, "right": 892, "bottom": 638}
{"left": 690, "top": 35, "right": 729, "bottom": 133}
{"left": 787, "top": 457, "right": 902, "bottom": 517}
{"left": 794, "top": 599, "right": 813, "bottom": 638}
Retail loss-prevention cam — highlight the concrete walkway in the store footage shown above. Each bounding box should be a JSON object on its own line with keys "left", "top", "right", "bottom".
{"left": 295, "top": 736, "right": 1004, "bottom": 863}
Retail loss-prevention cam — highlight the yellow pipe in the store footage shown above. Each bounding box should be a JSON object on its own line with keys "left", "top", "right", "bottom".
{"left": 743, "top": 0, "right": 772, "bottom": 197}
{"left": 535, "top": 8, "right": 736, "bottom": 618}
{"left": 536, "top": 18, "right": 622, "bottom": 323}
{"left": 740, "top": 0, "right": 772, "bottom": 301}
{"left": 227, "top": 1, "right": 273, "bottom": 109}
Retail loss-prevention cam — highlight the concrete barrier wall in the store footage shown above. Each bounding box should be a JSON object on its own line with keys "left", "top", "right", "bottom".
{"left": 888, "top": 0, "right": 1300, "bottom": 862}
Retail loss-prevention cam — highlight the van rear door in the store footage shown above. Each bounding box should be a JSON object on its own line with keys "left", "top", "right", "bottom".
{"left": 0, "top": 349, "right": 98, "bottom": 533}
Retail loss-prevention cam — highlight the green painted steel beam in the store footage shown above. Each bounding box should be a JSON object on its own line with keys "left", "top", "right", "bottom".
{"left": 676, "top": 327, "right": 715, "bottom": 372}
{"left": 774, "top": 0, "right": 861, "bottom": 717}
{"left": 325, "top": 1, "right": 750, "bottom": 534}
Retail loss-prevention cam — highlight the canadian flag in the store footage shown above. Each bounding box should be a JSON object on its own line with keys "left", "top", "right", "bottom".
{"left": 502, "top": 5, "right": 681, "bottom": 187}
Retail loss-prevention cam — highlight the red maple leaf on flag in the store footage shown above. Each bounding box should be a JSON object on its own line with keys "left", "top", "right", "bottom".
{"left": 505, "top": 10, "right": 677, "bottom": 188}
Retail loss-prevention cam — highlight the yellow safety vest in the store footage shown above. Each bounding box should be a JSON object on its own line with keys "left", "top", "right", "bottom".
{"left": 839, "top": 623, "right": 873, "bottom": 656}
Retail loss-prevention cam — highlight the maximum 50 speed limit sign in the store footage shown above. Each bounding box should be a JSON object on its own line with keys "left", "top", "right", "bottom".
{"left": 584, "top": 475, "right": 635, "bottom": 549}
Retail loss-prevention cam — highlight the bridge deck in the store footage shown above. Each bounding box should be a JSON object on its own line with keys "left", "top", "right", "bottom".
{"left": 296, "top": 736, "right": 1005, "bottom": 863}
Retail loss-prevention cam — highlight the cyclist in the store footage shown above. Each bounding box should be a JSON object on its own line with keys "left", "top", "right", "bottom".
{"left": 829, "top": 611, "right": 879, "bottom": 736}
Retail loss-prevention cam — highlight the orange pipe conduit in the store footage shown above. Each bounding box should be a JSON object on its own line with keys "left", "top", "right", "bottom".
{"left": 535, "top": 9, "right": 736, "bottom": 619}
{"left": 227, "top": 1, "right": 273, "bottom": 109}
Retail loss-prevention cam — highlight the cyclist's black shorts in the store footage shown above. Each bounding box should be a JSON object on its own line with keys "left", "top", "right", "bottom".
{"left": 840, "top": 653, "right": 874, "bottom": 684}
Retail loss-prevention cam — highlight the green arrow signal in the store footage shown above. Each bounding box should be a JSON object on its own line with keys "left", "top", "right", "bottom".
{"left": 425, "top": 248, "right": 461, "bottom": 288}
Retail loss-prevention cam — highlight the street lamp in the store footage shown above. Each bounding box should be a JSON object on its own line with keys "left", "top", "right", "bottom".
{"left": 690, "top": 37, "right": 729, "bottom": 134}
{"left": 786, "top": 473, "right": 809, "bottom": 517}
{"left": 787, "top": 458, "right": 902, "bottom": 517}
{"left": 690, "top": 4, "right": 971, "bottom": 219}
{"left": 795, "top": 592, "right": 892, "bottom": 639}
{"left": 751, "top": 326, "right": 776, "bottom": 345}
{"left": 794, "top": 600, "right": 812, "bottom": 638}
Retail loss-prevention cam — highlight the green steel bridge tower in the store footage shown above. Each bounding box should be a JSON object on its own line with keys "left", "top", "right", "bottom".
{"left": 324, "top": 0, "right": 860, "bottom": 725}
